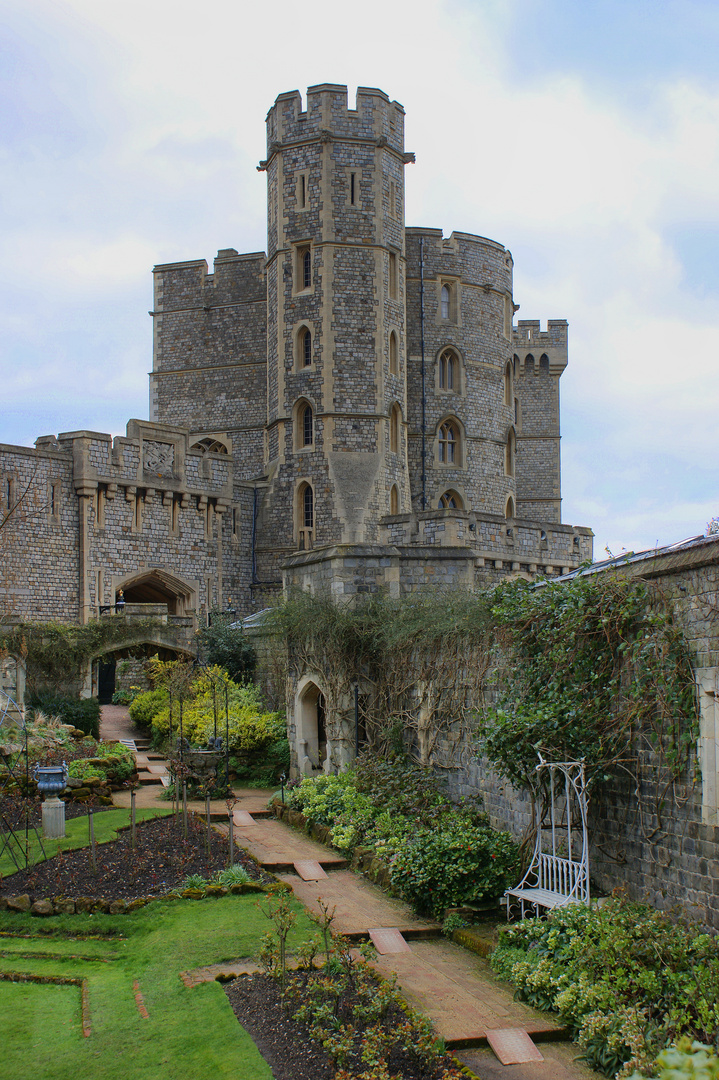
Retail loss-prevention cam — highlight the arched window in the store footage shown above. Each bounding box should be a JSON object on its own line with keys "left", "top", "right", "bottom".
{"left": 389, "top": 332, "right": 398, "bottom": 375}
{"left": 439, "top": 349, "right": 458, "bottom": 390}
{"left": 505, "top": 427, "right": 516, "bottom": 476}
{"left": 440, "top": 490, "right": 463, "bottom": 509}
{"left": 525, "top": 353, "right": 535, "bottom": 373}
{"left": 390, "top": 404, "right": 401, "bottom": 453}
{"left": 390, "top": 485, "right": 399, "bottom": 515}
{"left": 505, "top": 496, "right": 515, "bottom": 519}
{"left": 297, "top": 482, "right": 314, "bottom": 550}
{"left": 294, "top": 400, "right": 314, "bottom": 450}
{"left": 438, "top": 420, "right": 459, "bottom": 464}
{"left": 302, "top": 328, "right": 312, "bottom": 366}
{"left": 191, "top": 437, "right": 229, "bottom": 454}
{"left": 504, "top": 361, "right": 512, "bottom": 406}
{"left": 540, "top": 353, "right": 549, "bottom": 373}
{"left": 302, "top": 404, "right": 313, "bottom": 446}
{"left": 441, "top": 284, "right": 451, "bottom": 320}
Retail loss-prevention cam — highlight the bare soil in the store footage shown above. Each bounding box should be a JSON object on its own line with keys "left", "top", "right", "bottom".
{"left": 0, "top": 811, "right": 272, "bottom": 901}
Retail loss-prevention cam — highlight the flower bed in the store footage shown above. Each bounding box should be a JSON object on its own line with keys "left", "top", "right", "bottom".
{"left": 489, "top": 898, "right": 719, "bottom": 1077}
{"left": 283, "top": 759, "right": 518, "bottom": 919}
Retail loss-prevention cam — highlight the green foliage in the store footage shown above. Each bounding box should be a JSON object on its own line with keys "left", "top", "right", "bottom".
{"left": 26, "top": 692, "right": 101, "bottom": 738}
{"left": 286, "top": 952, "right": 454, "bottom": 1078}
{"left": 134, "top": 665, "right": 287, "bottom": 783}
{"left": 628, "top": 1039, "right": 719, "bottom": 1080}
{"left": 480, "top": 574, "right": 699, "bottom": 789}
{"left": 442, "top": 913, "right": 470, "bottom": 937}
{"left": 389, "top": 821, "right": 518, "bottom": 918}
{"left": 287, "top": 760, "right": 515, "bottom": 917}
{"left": 213, "top": 864, "right": 252, "bottom": 887}
{"left": 199, "top": 613, "right": 256, "bottom": 682}
{"left": 1, "top": 618, "right": 165, "bottom": 696}
{"left": 128, "top": 686, "right": 168, "bottom": 730}
{"left": 490, "top": 898, "right": 719, "bottom": 1077}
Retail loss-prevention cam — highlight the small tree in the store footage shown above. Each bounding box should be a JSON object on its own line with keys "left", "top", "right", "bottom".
{"left": 199, "top": 614, "right": 255, "bottom": 683}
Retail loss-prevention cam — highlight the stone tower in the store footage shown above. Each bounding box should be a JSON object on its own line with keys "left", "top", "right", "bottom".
{"left": 258, "top": 84, "right": 416, "bottom": 559}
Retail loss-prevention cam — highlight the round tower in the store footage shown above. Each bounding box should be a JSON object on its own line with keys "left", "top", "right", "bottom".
{"left": 404, "top": 229, "right": 516, "bottom": 518}
{"left": 260, "top": 84, "right": 415, "bottom": 551}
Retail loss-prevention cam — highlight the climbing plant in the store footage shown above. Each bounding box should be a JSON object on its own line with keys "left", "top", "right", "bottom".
{"left": 270, "top": 588, "right": 493, "bottom": 765}
{"left": 0, "top": 617, "right": 170, "bottom": 695}
{"left": 479, "top": 573, "right": 699, "bottom": 791}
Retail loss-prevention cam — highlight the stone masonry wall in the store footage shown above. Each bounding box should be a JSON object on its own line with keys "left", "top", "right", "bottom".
{"left": 443, "top": 542, "right": 719, "bottom": 931}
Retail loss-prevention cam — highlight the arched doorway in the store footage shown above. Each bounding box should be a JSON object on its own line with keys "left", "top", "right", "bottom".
{"left": 296, "top": 680, "right": 327, "bottom": 774}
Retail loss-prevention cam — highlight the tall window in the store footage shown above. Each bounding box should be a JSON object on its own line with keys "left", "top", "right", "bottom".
{"left": 505, "top": 496, "right": 515, "bottom": 519}
{"left": 389, "top": 253, "right": 397, "bottom": 299}
{"left": 389, "top": 332, "right": 398, "bottom": 374}
{"left": 350, "top": 171, "right": 356, "bottom": 205}
{"left": 505, "top": 428, "right": 516, "bottom": 477}
{"left": 297, "top": 483, "right": 314, "bottom": 550}
{"left": 390, "top": 485, "right": 399, "bottom": 515}
{"left": 504, "top": 361, "right": 513, "bottom": 406}
{"left": 390, "top": 404, "right": 400, "bottom": 453}
{"left": 296, "top": 245, "right": 311, "bottom": 292}
{"left": 439, "top": 349, "right": 457, "bottom": 390}
{"left": 303, "top": 328, "right": 312, "bottom": 367}
{"left": 302, "top": 404, "right": 313, "bottom": 446}
{"left": 438, "top": 420, "right": 458, "bottom": 464}
{"left": 441, "top": 284, "right": 451, "bottom": 320}
{"left": 299, "top": 174, "right": 306, "bottom": 209}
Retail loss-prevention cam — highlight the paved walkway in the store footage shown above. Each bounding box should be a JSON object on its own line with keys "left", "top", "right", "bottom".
{"left": 101, "top": 705, "right": 594, "bottom": 1079}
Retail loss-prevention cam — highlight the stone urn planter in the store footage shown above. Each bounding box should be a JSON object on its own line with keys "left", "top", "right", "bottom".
{"left": 33, "top": 762, "right": 69, "bottom": 839}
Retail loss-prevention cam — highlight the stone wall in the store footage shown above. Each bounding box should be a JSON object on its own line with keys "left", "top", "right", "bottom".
{"left": 443, "top": 537, "right": 719, "bottom": 931}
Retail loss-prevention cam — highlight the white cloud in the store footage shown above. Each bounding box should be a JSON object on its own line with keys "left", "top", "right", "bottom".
{"left": 2, "top": 0, "right": 719, "bottom": 555}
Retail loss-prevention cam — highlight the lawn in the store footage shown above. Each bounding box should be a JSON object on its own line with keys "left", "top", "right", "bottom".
{"left": 0, "top": 893, "right": 316, "bottom": 1079}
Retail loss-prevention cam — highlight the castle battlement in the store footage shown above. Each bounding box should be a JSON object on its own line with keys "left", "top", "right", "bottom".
{"left": 264, "top": 84, "right": 406, "bottom": 157}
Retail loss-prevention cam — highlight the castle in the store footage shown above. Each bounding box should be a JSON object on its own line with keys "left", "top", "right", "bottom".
{"left": 0, "top": 83, "right": 592, "bottom": 703}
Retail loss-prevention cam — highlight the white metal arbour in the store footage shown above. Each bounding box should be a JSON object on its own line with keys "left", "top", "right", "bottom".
{"left": 505, "top": 755, "right": 590, "bottom": 919}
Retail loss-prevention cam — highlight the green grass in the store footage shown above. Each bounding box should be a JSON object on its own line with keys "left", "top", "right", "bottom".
{"left": 0, "top": 893, "right": 316, "bottom": 1079}
{"left": 1, "top": 807, "right": 172, "bottom": 880}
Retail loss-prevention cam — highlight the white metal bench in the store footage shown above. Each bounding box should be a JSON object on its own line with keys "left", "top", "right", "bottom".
{"left": 505, "top": 757, "right": 590, "bottom": 919}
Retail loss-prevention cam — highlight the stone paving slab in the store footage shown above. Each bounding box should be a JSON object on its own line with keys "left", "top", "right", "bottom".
{"left": 370, "top": 941, "right": 565, "bottom": 1047}
{"left": 233, "top": 811, "right": 256, "bottom": 827}
{"left": 487, "top": 1029, "right": 545, "bottom": 1064}
{"left": 293, "top": 860, "right": 327, "bottom": 881}
{"left": 456, "top": 1042, "right": 595, "bottom": 1080}
{"left": 232, "top": 819, "right": 348, "bottom": 870}
{"left": 369, "top": 928, "right": 411, "bottom": 954}
{"left": 276, "top": 869, "right": 438, "bottom": 936}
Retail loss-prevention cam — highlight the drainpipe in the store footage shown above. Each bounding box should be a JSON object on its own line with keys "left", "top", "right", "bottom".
{"left": 419, "top": 237, "right": 427, "bottom": 511}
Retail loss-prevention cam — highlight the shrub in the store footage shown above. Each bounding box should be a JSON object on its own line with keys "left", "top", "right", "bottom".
{"left": 26, "top": 693, "right": 100, "bottom": 739}
{"left": 389, "top": 821, "right": 518, "bottom": 918}
{"left": 490, "top": 899, "right": 719, "bottom": 1077}
{"left": 287, "top": 761, "right": 516, "bottom": 918}
{"left": 128, "top": 687, "right": 168, "bottom": 730}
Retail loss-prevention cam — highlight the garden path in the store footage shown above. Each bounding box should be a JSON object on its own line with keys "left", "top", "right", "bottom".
{"left": 101, "top": 707, "right": 594, "bottom": 1080}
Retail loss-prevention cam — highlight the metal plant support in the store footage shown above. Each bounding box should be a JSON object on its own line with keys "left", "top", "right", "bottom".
{"left": 505, "top": 754, "right": 590, "bottom": 920}
{"left": 0, "top": 688, "right": 47, "bottom": 870}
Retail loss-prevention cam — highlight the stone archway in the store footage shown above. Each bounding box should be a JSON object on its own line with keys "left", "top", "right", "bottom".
{"left": 113, "top": 569, "right": 198, "bottom": 617}
{"left": 295, "top": 679, "right": 327, "bottom": 775}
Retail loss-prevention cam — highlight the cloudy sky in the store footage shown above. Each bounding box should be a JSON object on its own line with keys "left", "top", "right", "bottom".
{"left": 2, "top": 0, "right": 718, "bottom": 556}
